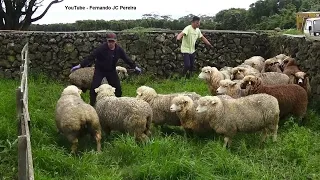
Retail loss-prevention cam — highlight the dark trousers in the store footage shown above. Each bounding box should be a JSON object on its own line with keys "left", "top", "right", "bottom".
{"left": 182, "top": 53, "right": 195, "bottom": 78}
{"left": 90, "top": 69, "right": 121, "bottom": 106}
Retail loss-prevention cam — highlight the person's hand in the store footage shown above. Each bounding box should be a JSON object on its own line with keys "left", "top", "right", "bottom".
{"left": 71, "top": 64, "right": 81, "bottom": 72}
{"left": 134, "top": 66, "right": 142, "bottom": 74}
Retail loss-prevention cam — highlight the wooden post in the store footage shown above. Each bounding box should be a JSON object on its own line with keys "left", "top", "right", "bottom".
{"left": 16, "top": 87, "right": 23, "bottom": 135}
{"left": 18, "top": 135, "right": 27, "bottom": 180}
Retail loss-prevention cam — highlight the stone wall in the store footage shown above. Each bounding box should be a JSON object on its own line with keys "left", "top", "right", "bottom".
{"left": 0, "top": 30, "right": 319, "bottom": 101}
{"left": 0, "top": 30, "right": 269, "bottom": 80}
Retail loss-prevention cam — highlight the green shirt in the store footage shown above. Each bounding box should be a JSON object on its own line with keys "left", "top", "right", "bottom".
{"left": 181, "top": 25, "right": 203, "bottom": 54}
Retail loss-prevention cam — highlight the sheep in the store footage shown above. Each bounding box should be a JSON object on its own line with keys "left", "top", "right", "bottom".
{"left": 69, "top": 67, "right": 95, "bottom": 93}
{"left": 69, "top": 66, "right": 128, "bottom": 93}
{"left": 261, "top": 58, "right": 282, "bottom": 73}
{"left": 274, "top": 54, "right": 291, "bottom": 65}
{"left": 136, "top": 85, "right": 201, "bottom": 127}
{"left": 94, "top": 84, "right": 153, "bottom": 142}
{"left": 55, "top": 85, "right": 102, "bottom": 153}
{"left": 219, "top": 66, "right": 233, "bottom": 79}
{"left": 240, "top": 75, "right": 308, "bottom": 125}
{"left": 230, "top": 65, "right": 260, "bottom": 80}
{"left": 242, "top": 56, "right": 265, "bottom": 72}
{"left": 116, "top": 66, "right": 129, "bottom": 80}
{"left": 290, "top": 71, "right": 311, "bottom": 96}
{"left": 281, "top": 57, "right": 302, "bottom": 78}
{"left": 169, "top": 95, "right": 212, "bottom": 135}
{"left": 195, "top": 94, "right": 280, "bottom": 148}
{"left": 216, "top": 79, "right": 247, "bottom": 98}
{"left": 255, "top": 72, "right": 290, "bottom": 85}
{"left": 198, "top": 66, "right": 230, "bottom": 95}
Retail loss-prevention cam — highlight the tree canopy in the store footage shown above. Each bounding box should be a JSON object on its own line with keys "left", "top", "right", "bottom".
{"left": 0, "top": 0, "right": 63, "bottom": 30}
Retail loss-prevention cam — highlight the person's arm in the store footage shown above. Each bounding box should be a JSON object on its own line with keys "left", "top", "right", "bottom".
{"left": 177, "top": 26, "right": 189, "bottom": 40}
{"left": 79, "top": 46, "right": 100, "bottom": 68}
{"left": 199, "top": 30, "right": 213, "bottom": 47}
{"left": 119, "top": 47, "right": 136, "bottom": 69}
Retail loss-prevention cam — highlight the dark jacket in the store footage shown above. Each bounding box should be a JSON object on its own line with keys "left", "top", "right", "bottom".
{"left": 80, "top": 43, "right": 136, "bottom": 72}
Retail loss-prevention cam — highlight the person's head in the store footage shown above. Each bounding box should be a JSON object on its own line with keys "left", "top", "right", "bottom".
{"left": 106, "top": 32, "right": 117, "bottom": 50}
{"left": 191, "top": 16, "right": 200, "bottom": 28}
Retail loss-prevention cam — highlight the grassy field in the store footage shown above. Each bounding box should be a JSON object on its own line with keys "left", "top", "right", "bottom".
{"left": 1, "top": 73, "right": 320, "bottom": 180}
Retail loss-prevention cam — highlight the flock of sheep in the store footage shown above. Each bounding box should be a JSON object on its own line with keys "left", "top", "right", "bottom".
{"left": 55, "top": 54, "right": 311, "bottom": 153}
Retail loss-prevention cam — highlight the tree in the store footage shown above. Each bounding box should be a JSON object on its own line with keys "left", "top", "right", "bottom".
{"left": 0, "top": 0, "right": 63, "bottom": 30}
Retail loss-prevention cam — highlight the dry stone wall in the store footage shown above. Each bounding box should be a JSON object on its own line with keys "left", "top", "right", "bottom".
{"left": 0, "top": 30, "right": 269, "bottom": 80}
{"left": 0, "top": 30, "right": 319, "bottom": 101}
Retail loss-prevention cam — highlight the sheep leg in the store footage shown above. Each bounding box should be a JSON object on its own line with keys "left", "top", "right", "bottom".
{"left": 223, "top": 136, "right": 231, "bottom": 148}
{"left": 95, "top": 131, "right": 102, "bottom": 152}
{"left": 271, "top": 125, "right": 278, "bottom": 142}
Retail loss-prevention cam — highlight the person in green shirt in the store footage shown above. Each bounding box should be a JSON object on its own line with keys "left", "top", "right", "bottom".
{"left": 177, "top": 16, "right": 213, "bottom": 78}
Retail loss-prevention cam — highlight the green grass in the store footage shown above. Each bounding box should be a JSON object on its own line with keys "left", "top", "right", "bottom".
{"left": 282, "top": 28, "right": 304, "bottom": 35}
{"left": 1, "top": 73, "right": 320, "bottom": 180}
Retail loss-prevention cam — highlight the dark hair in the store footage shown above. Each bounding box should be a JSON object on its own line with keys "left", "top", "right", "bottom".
{"left": 192, "top": 16, "right": 200, "bottom": 22}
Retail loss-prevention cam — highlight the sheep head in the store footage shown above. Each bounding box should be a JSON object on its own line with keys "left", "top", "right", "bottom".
{"left": 136, "top": 85, "right": 157, "bottom": 102}
{"left": 170, "top": 95, "right": 194, "bottom": 113}
{"left": 231, "top": 67, "right": 249, "bottom": 80}
{"left": 116, "top": 66, "right": 128, "bottom": 79}
{"left": 198, "top": 66, "right": 219, "bottom": 81}
{"left": 94, "top": 84, "right": 116, "bottom": 97}
{"left": 196, "top": 96, "right": 220, "bottom": 113}
{"left": 240, "top": 75, "right": 261, "bottom": 90}
{"left": 216, "top": 79, "right": 238, "bottom": 95}
{"left": 292, "top": 71, "right": 309, "bottom": 85}
{"left": 61, "top": 85, "right": 82, "bottom": 97}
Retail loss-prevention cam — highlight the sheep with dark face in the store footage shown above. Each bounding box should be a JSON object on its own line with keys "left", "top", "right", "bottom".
{"left": 281, "top": 58, "right": 302, "bottom": 78}
{"left": 290, "top": 71, "right": 311, "bottom": 96}
{"left": 240, "top": 75, "right": 308, "bottom": 125}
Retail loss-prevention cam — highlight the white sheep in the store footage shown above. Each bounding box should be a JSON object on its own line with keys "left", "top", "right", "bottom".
{"left": 169, "top": 95, "right": 212, "bottom": 135}
{"left": 94, "top": 84, "right": 153, "bottom": 142}
{"left": 198, "top": 66, "right": 230, "bottom": 95}
{"left": 136, "top": 85, "right": 201, "bottom": 127}
{"left": 69, "top": 66, "right": 128, "bottom": 92}
{"left": 216, "top": 79, "right": 247, "bottom": 98}
{"left": 230, "top": 65, "right": 260, "bottom": 80}
{"left": 242, "top": 56, "right": 265, "bottom": 72}
{"left": 55, "top": 85, "right": 102, "bottom": 153}
{"left": 195, "top": 94, "right": 280, "bottom": 148}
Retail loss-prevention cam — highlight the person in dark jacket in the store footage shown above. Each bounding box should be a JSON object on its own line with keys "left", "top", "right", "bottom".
{"left": 70, "top": 32, "right": 142, "bottom": 106}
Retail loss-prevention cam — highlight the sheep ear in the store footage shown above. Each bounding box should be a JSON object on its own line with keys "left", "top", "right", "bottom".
{"left": 211, "top": 100, "right": 216, "bottom": 105}
{"left": 78, "top": 89, "right": 82, "bottom": 94}
{"left": 248, "top": 81, "right": 251, "bottom": 85}
{"left": 94, "top": 88, "right": 99, "bottom": 93}
{"left": 231, "top": 81, "right": 237, "bottom": 86}
{"left": 112, "top": 87, "right": 116, "bottom": 92}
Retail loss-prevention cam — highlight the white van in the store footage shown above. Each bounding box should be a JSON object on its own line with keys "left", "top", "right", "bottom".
{"left": 303, "top": 17, "right": 320, "bottom": 36}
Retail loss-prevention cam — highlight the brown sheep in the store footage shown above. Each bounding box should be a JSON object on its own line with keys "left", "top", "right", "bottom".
{"left": 240, "top": 75, "right": 308, "bottom": 125}
{"left": 282, "top": 58, "right": 302, "bottom": 78}
{"left": 290, "top": 71, "right": 312, "bottom": 96}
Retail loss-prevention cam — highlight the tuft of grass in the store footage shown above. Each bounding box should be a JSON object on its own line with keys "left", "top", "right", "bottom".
{"left": 1, "top": 73, "right": 320, "bottom": 179}
{"left": 282, "top": 28, "right": 304, "bottom": 35}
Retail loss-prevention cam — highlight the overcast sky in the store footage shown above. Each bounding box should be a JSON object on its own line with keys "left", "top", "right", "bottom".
{"left": 32, "top": 0, "right": 258, "bottom": 24}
